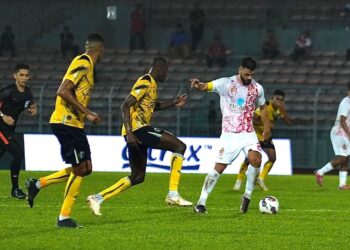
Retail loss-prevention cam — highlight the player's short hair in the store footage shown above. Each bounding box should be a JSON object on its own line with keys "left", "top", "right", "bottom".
{"left": 87, "top": 33, "right": 104, "bottom": 43}
{"left": 273, "top": 89, "right": 285, "bottom": 97}
{"left": 152, "top": 57, "right": 168, "bottom": 68}
{"left": 241, "top": 57, "right": 256, "bottom": 71}
{"left": 14, "top": 64, "right": 30, "bottom": 73}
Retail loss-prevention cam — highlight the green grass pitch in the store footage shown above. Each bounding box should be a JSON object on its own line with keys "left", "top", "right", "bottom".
{"left": 1, "top": 170, "right": 350, "bottom": 249}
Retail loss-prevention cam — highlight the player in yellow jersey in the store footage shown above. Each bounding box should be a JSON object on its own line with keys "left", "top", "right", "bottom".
{"left": 86, "top": 57, "right": 192, "bottom": 216}
{"left": 233, "top": 89, "right": 292, "bottom": 191}
{"left": 25, "top": 33, "right": 104, "bottom": 228}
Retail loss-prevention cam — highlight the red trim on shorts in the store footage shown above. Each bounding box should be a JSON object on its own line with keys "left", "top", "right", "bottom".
{"left": 0, "top": 131, "right": 9, "bottom": 145}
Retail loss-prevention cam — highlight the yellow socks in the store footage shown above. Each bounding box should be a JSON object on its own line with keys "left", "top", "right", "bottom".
{"left": 237, "top": 161, "right": 249, "bottom": 181}
{"left": 39, "top": 167, "right": 72, "bottom": 188}
{"left": 99, "top": 177, "right": 131, "bottom": 201}
{"left": 59, "top": 173, "right": 82, "bottom": 218}
{"left": 259, "top": 161, "right": 274, "bottom": 180}
{"left": 169, "top": 153, "right": 184, "bottom": 192}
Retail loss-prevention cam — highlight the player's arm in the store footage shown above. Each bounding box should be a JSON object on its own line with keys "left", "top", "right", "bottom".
{"left": 121, "top": 94, "right": 141, "bottom": 148}
{"left": 57, "top": 80, "right": 101, "bottom": 124}
{"left": 27, "top": 92, "right": 38, "bottom": 116}
{"left": 154, "top": 94, "right": 188, "bottom": 111}
{"left": 0, "top": 85, "right": 15, "bottom": 126}
{"left": 340, "top": 115, "right": 350, "bottom": 140}
{"left": 278, "top": 101, "right": 292, "bottom": 125}
{"left": 259, "top": 104, "right": 271, "bottom": 140}
{"left": 190, "top": 79, "right": 210, "bottom": 92}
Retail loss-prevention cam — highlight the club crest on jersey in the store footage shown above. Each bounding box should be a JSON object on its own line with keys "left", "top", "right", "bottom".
{"left": 229, "top": 85, "right": 237, "bottom": 96}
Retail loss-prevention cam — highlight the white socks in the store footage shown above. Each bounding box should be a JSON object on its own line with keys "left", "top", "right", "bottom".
{"left": 197, "top": 169, "right": 221, "bottom": 206}
{"left": 317, "top": 162, "right": 333, "bottom": 175}
{"left": 168, "top": 190, "right": 179, "bottom": 198}
{"left": 339, "top": 171, "right": 348, "bottom": 187}
{"left": 244, "top": 165, "right": 260, "bottom": 200}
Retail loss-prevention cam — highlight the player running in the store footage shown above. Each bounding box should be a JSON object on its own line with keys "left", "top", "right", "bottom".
{"left": 191, "top": 57, "right": 271, "bottom": 214}
{"left": 315, "top": 83, "right": 350, "bottom": 190}
{"left": 86, "top": 57, "right": 192, "bottom": 216}
{"left": 25, "top": 33, "right": 104, "bottom": 228}
{"left": 233, "top": 89, "right": 292, "bottom": 191}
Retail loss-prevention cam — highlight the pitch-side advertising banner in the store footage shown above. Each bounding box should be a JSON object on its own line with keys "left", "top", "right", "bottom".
{"left": 24, "top": 134, "right": 292, "bottom": 175}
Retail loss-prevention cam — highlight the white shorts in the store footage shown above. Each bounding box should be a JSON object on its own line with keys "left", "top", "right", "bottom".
{"left": 215, "top": 131, "right": 262, "bottom": 165}
{"left": 330, "top": 127, "right": 350, "bottom": 156}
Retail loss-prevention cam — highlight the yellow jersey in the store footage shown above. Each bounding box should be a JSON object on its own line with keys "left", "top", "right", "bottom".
{"left": 254, "top": 100, "right": 284, "bottom": 141}
{"left": 121, "top": 74, "right": 158, "bottom": 135}
{"left": 50, "top": 54, "right": 94, "bottom": 129}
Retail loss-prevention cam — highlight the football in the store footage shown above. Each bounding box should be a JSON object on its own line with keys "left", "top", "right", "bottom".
{"left": 259, "top": 196, "right": 279, "bottom": 214}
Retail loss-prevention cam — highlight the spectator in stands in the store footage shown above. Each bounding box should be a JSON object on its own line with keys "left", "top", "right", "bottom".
{"left": 168, "top": 23, "right": 190, "bottom": 59}
{"left": 59, "top": 26, "right": 79, "bottom": 58}
{"left": 262, "top": 29, "right": 279, "bottom": 59}
{"left": 129, "top": 3, "right": 146, "bottom": 51}
{"left": 189, "top": 2, "right": 205, "bottom": 51}
{"left": 340, "top": 2, "right": 350, "bottom": 17}
{"left": 206, "top": 35, "right": 227, "bottom": 68}
{"left": 289, "top": 31, "right": 312, "bottom": 62}
{"left": 0, "top": 25, "right": 16, "bottom": 57}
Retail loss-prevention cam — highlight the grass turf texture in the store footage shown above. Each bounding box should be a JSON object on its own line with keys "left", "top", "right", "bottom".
{"left": 0, "top": 170, "right": 350, "bottom": 249}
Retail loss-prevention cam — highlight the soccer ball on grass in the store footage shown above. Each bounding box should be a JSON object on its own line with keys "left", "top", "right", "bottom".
{"left": 259, "top": 196, "right": 279, "bottom": 214}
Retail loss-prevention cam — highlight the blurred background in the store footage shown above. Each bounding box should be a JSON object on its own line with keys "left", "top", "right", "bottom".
{"left": 1, "top": 0, "right": 350, "bottom": 169}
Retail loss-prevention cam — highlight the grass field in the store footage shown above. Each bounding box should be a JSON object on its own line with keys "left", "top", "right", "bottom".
{"left": 1, "top": 170, "right": 350, "bottom": 249}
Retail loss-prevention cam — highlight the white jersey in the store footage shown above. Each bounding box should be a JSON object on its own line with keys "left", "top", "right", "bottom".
{"left": 333, "top": 96, "right": 350, "bottom": 137}
{"left": 211, "top": 75, "right": 265, "bottom": 133}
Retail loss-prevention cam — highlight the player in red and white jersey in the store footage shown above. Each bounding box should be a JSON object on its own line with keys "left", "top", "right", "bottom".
{"left": 191, "top": 57, "right": 271, "bottom": 214}
{"left": 315, "top": 83, "right": 350, "bottom": 190}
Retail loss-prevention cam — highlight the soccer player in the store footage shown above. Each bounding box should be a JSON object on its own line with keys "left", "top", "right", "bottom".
{"left": 86, "top": 57, "right": 192, "bottom": 216}
{"left": 233, "top": 89, "right": 292, "bottom": 191}
{"left": 315, "top": 83, "right": 350, "bottom": 190}
{"left": 191, "top": 57, "right": 271, "bottom": 214}
{"left": 25, "top": 33, "right": 104, "bottom": 228}
{"left": 0, "top": 64, "right": 37, "bottom": 199}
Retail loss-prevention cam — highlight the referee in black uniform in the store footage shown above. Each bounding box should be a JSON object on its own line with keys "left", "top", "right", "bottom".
{"left": 0, "top": 64, "right": 37, "bottom": 199}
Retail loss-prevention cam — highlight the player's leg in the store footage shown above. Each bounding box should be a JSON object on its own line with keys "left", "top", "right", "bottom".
{"left": 257, "top": 141, "right": 276, "bottom": 191}
{"left": 240, "top": 140, "right": 262, "bottom": 214}
{"left": 315, "top": 129, "right": 346, "bottom": 186}
{"left": 87, "top": 144, "right": 146, "bottom": 216}
{"left": 338, "top": 157, "right": 350, "bottom": 190}
{"left": 194, "top": 162, "right": 228, "bottom": 213}
{"left": 26, "top": 167, "right": 72, "bottom": 208}
{"left": 152, "top": 129, "right": 192, "bottom": 206}
{"left": 57, "top": 159, "right": 92, "bottom": 228}
{"left": 233, "top": 158, "right": 249, "bottom": 191}
{"left": 6, "top": 138, "right": 25, "bottom": 199}
{"left": 194, "top": 132, "right": 237, "bottom": 213}
{"left": 0, "top": 128, "right": 26, "bottom": 199}
{"left": 26, "top": 124, "right": 75, "bottom": 208}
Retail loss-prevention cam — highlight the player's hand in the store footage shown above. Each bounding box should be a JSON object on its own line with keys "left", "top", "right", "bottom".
{"left": 126, "top": 132, "right": 141, "bottom": 150}
{"left": 2, "top": 115, "right": 15, "bottom": 126}
{"left": 28, "top": 104, "right": 38, "bottom": 116}
{"left": 174, "top": 94, "right": 187, "bottom": 107}
{"left": 86, "top": 111, "right": 102, "bottom": 124}
{"left": 190, "top": 79, "right": 200, "bottom": 89}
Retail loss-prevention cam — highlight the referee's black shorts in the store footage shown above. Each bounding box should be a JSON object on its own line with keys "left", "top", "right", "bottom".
{"left": 50, "top": 123, "right": 91, "bottom": 165}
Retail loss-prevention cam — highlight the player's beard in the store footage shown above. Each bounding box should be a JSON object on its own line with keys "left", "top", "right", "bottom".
{"left": 240, "top": 75, "right": 251, "bottom": 86}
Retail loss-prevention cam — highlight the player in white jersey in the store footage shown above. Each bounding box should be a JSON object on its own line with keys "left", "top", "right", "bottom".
{"left": 315, "top": 84, "right": 350, "bottom": 190}
{"left": 191, "top": 57, "right": 271, "bottom": 214}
